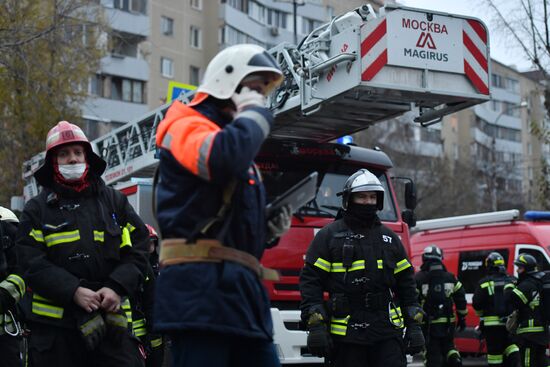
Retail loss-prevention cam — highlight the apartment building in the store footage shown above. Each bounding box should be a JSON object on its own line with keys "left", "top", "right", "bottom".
{"left": 82, "top": 0, "right": 151, "bottom": 140}
{"left": 440, "top": 59, "right": 546, "bottom": 210}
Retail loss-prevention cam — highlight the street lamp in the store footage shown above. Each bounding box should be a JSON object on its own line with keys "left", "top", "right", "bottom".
{"left": 489, "top": 100, "right": 528, "bottom": 211}
{"left": 274, "top": 0, "right": 306, "bottom": 45}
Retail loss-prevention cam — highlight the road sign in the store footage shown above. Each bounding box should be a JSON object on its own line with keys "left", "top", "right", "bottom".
{"left": 166, "top": 81, "right": 197, "bottom": 102}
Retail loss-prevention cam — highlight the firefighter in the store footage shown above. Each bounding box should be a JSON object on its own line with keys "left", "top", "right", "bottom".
{"left": 0, "top": 207, "right": 25, "bottom": 367}
{"left": 415, "top": 245, "right": 467, "bottom": 367}
{"left": 16, "top": 121, "right": 150, "bottom": 367}
{"left": 299, "top": 169, "right": 425, "bottom": 367}
{"left": 130, "top": 224, "right": 163, "bottom": 367}
{"left": 509, "top": 254, "right": 549, "bottom": 367}
{"left": 472, "top": 252, "right": 519, "bottom": 367}
{"left": 153, "top": 44, "right": 289, "bottom": 367}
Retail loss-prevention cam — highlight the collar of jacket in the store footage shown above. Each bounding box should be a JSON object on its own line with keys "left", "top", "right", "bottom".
{"left": 193, "top": 99, "right": 232, "bottom": 127}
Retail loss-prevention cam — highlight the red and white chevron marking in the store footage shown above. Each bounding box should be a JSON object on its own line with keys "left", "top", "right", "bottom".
{"left": 462, "top": 19, "right": 489, "bottom": 95}
{"left": 360, "top": 19, "right": 387, "bottom": 81}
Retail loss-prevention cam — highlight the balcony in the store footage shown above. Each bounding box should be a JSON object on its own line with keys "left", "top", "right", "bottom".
{"left": 100, "top": 55, "right": 149, "bottom": 81}
{"left": 82, "top": 97, "right": 149, "bottom": 124}
{"left": 103, "top": 7, "right": 149, "bottom": 37}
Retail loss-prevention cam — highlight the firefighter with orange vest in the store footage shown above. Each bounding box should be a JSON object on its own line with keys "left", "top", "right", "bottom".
{"left": 0, "top": 207, "right": 25, "bottom": 367}
{"left": 16, "top": 121, "right": 150, "bottom": 367}
{"left": 153, "top": 44, "right": 291, "bottom": 366}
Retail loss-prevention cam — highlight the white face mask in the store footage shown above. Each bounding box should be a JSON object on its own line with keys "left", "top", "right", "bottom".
{"left": 58, "top": 163, "right": 87, "bottom": 181}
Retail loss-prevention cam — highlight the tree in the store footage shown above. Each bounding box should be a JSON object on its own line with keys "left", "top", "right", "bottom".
{"left": 0, "top": 0, "right": 106, "bottom": 206}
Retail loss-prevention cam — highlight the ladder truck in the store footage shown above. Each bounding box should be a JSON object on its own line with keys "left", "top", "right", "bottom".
{"left": 22, "top": 3, "right": 491, "bottom": 364}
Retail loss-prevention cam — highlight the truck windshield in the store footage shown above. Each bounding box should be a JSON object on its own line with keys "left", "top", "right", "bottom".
{"left": 259, "top": 162, "right": 398, "bottom": 222}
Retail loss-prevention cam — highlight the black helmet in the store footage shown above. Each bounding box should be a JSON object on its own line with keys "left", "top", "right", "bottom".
{"left": 485, "top": 252, "right": 505, "bottom": 271}
{"left": 422, "top": 245, "right": 443, "bottom": 263}
{"left": 339, "top": 169, "right": 384, "bottom": 211}
{"left": 514, "top": 254, "right": 538, "bottom": 272}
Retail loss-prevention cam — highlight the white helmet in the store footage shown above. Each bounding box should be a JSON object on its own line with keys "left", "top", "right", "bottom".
{"left": 0, "top": 206, "right": 18, "bottom": 223}
{"left": 197, "top": 44, "right": 283, "bottom": 100}
{"left": 340, "top": 169, "right": 384, "bottom": 210}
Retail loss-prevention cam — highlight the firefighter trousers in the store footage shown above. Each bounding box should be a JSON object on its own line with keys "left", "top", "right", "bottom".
{"left": 330, "top": 337, "right": 407, "bottom": 367}
{"left": 27, "top": 323, "right": 144, "bottom": 367}
{"left": 170, "top": 330, "right": 280, "bottom": 367}
{"left": 0, "top": 334, "right": 21, "bottom": 367}
{"left": 518, "top": 342, "right": 549, "bottom": 367}
{"left": 424, "top": 334, "right": 462, "bottom": 367}
{"left": 483, "top": 326, "right": 519, "bottom": 366}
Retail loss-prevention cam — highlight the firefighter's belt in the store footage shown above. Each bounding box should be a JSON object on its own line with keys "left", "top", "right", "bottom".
{"left": 160, "top": 239, "right": 280, "bottom": 281}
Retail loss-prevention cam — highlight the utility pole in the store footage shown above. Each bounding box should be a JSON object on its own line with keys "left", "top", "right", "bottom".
{"left": 275, "top": 0, "right": 305, "bottom": 45}
{"left": 489, "top": 101, "right": 528, "bottom": 211}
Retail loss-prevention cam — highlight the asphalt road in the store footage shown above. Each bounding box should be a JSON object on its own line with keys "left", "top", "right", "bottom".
{"left": 409, "top": 356, "right": 487, "bottom": 366}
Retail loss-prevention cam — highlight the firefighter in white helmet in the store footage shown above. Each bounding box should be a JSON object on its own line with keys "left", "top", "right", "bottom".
{"left": 154, "top": 44, "right": 289, "bottom": 367}
{"left": 299, "top": 169, "right": 424, "bottom": 366}
{"left": 17, "top": 121, "right": 150, "bottom": 367}
{"left": 0, "top": 206, "right": 24, "bottom": 367}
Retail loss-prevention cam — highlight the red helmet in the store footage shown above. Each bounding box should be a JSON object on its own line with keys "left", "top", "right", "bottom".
{"left": 34, "top": 121, "right": 106, "bottom": 186}
{"left": 146, "top": 224, "right": 158, "bottom": 239}
{"left": 45, "top": 121, "right": 91, "bottom": 153}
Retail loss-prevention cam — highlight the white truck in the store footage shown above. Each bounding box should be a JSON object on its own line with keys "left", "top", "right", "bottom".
{"left": 21, "top": 4, "right": 491, "bottom": 364}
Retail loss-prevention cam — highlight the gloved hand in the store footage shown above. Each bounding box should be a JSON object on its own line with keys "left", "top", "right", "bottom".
{"left": 104, "top": 309, "right": 128, "bottom": 345}
{"left": 0, "top": 288, "right": 14, "bottom": 314}
{"left": 404, "top": 324, "right": 425, "bottom": 355}
{"left": 307, "top": 323, "right": 333, "bottom": 358}
{"left": 77, "top": 311, "right": 106, "bottom": 351}
{"left": 456, "top": 316, "right": 466, "bottom": 332}
{"left": 145, "top": 334, "right": 165, "bottom": 367}
{"left": 231, "top": 86, "right": 266, "bottom": 112}
{"left": 267, "top": 205, "right": 292, "bottom": 239}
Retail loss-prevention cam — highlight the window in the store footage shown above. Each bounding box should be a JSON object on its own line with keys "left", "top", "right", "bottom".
{"left": 220, "top": 25, "right": 264, "bottom": 47}
{"left": 189, "top": 65, "right": 200, "bottom": 86}
{"left": 248, "top": 1, "right": 265, "bottom": 23}
{"left": 491, "top": 73, "right": 505, "bottom": 89}
{"left": 458, "top": 249, "right": 510, "bottom": 293}
{"left": 89, "top": 74, "right": 105, "bottom": 97}
{"left": 161, "top": 16, "right": 174, "bottom": 36}
{"left": 190, "top": 26, "right": 202, "bottom": 49}
{"left": 506, "top": 78, "right": 519, "bottom": 94}
{"left": 109, "top": 77, "right": 145, "bottom": 103}
{"left": 267, "top": 9, "right": 287, "bottom": 29}
{"left": 225, "top": 0, "right": 248, "bottom": 12}
{"left": 161, "top": 57, "right": 174, "bottom": 78}
{"left": 190, "top": 0, "right": 202, "bottom": 10}
{"left": 114, "top": 0, "right": 147, "bottom": 14}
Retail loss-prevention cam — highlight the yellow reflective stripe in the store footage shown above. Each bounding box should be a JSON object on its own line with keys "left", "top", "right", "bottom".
{"left": 120, "top": 227, "right": 132, "bottom": 248}
{"left": 32, "top": 301, "right": 64, "bottom": 319}
{"left": 431, "top": 316, "right": 456, "bottom": 323}
{"left": 313, "top": 258, "right": 331, "bottom": 272}
{"left": 121, "top": 298, "right": 132, "bottom": 323}
{"left": 504, "top": 283, "right": 515, "bottom": 290}
{"left": 44, "top": 230, "right": 80, "bottom": 247}
{"left": 504, "top": 344, "right": 519, "bottom": 356}
{"left": 484, "top": 316, "right": 504, "bottom": 326}
{"left": 517, "top": 326, "right": 545, "bottom": 333}
{"left": 133, "top": 319, "right": 145, "bottom": 329}
{"left": 330, "top": 263, "right": 346, "bottom": 272}
{"left": 29, "top": 229, "right": 45, "bottom": 242}
{"left": 151, "top": 337, "right": 163, "bottom": 348}
{"left": 0, "top": 274, "right": 25, "bottom": 301}
{"left": 453, "top": 281, "right": 463, "bottom": 293}
{"left": 377, "top": 259, "right": 383, "bottom": 269}
{"left": 487, "top": 354, "right": 503, "bottom": 364}
{"left": 330, "top": 316, "right": 349, "bottom": 336}
{"left": 394, "top": 259, "right": 411, "bottom": 274}
{"left": 93, "top": 230, "right": 104, "bottom": 242}
{"left": 513, "top": 288, "right": 528, "bottom": 304}
{"left": 125, "top": 222, "right": 136, "bottom": 233}
{"left": 348, "top": 260, "right": 365, "bottom": 271}
{"left": 457, "top": 308, "right": 468, "bottom": 316}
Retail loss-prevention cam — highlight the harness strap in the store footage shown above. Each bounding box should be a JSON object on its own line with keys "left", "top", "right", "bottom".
{"left": 159, "top": 238, "right": 279, "bottom": 281}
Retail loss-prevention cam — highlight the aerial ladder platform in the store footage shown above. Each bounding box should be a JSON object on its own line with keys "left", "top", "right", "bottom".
{"left": 22, "top": 3, "right": 491, "bottom": 198}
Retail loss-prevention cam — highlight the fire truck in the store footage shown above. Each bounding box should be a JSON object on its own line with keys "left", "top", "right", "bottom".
{"left": 22, "top": 3, "right": 491, "bottom": 364}
{"left": 410, "top": 210, "right": 550, "bottom": 356}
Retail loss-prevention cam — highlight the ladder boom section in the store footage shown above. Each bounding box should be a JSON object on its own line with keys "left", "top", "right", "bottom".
{"left": 267, "top": 4, "right": 491, "bottom": 142}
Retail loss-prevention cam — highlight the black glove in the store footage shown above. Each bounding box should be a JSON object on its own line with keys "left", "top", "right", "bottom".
{"left": 146, "top": 335, "right": 165, "bottom": 367}
{"left": 456, "top": 316, "right": 466, "bottom": 332}
{"left": 307, "top": 323, "right": 333, "bottom": 358}
{"left": 77, "top": 311, "right": 106, "bottom": 351}
{"left": 404, "top": 325, "right": 425, "bottom": 355}
{"left": 104, "top": 309, "right": 128, "bottom": 345}
{"left": 0, "top": 288, "right": 14, "bottom": 314}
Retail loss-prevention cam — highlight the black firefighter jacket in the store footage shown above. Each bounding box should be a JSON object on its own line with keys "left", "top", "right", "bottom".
{"left": 299, "top": 217, "right": 418, "bottom": 345}
{"left": 16, "top": 180, "right": 149, "bottom": 329}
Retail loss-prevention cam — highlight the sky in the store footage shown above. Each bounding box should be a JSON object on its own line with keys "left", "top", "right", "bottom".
{"left": 398, "top": 0, "right": 535, "bottom": 71}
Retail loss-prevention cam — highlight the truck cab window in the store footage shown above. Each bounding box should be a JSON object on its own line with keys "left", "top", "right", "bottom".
{"left": 457, "top": 249, "right": 510, "bottom": 294}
